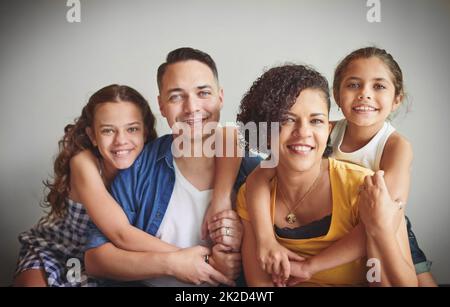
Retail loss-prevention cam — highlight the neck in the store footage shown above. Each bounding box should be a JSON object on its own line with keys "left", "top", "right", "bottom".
{"left": 344, "top": 120, "right": 385, "bottom": 149}
{"left": 275, "top": 159, "right": 324, "bottom": 204}
{"left": 174, "top": 155, "right": 215, "bottom": 171}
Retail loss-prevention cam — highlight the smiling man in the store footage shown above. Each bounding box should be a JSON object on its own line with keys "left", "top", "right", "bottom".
{"left": 84, "top": 47, "right": 260, "bottom": 286}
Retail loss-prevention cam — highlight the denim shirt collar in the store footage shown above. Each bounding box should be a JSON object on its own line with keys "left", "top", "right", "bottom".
{"left": 156, "top": 134, "right": 175, "bottom": 170}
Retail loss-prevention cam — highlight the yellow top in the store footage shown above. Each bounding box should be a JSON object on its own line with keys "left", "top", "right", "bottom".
{"left": 237, "top": 158, "right": 374, "bottom": 286}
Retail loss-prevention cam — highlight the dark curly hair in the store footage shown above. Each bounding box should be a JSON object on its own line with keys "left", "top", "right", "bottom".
{"left": 236, "top": 64, "right": 332, "bottom": 156}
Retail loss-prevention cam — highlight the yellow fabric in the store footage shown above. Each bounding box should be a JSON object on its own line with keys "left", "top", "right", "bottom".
{"left": 237, "top": 158, "right": 374, "bottom": 286}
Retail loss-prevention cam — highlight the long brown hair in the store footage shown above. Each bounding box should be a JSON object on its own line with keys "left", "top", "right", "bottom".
{"left": 43, "top": 84, "right": 157, "bottom": 217}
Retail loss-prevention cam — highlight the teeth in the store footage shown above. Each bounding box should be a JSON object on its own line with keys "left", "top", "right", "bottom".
{"left": 113, "top": 150, "right": 131, "bottom": 156}
{"left": 353, "top": 106, "right": 376, "bottom": 111}
{"left": 184, "top": 118, "right": 205, "bottom": 125}
{"left": 289, "top": 145, "right": 312, "bottom": 152}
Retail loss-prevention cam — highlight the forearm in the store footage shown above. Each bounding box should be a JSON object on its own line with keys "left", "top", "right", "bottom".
{"left": 212, "top": 156, "right": 240, "bottom": 209}
{"left": 241, "top": 220, "right": 274, "bottom": 286}
{"left": 213, "top": 126, "right": 242, "bottom": 209}
{"left": 308, "top": 223, "right": 366, "bottom": 274}
{"left": 85, "top": 243, "right": 174, "bottom": 281}
{"left": 366, "top": 233, "right": 417, "bottom": 286}
{"left": 113, "top": 226, "right": 179, "bottom": 253}
{"left": 245, "top": 174, "right": 275, "bottom": 244}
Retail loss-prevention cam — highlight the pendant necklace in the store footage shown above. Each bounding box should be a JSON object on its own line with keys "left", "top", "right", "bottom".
{"left": 277, "top": 163, "right": 322, "bottom": 224}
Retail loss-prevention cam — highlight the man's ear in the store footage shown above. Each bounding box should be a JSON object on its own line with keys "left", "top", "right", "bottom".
{"left": 85, "top": 127, "right": 96, "bottom": 146}
{"left": 158, "top": 95, "right": 166, "bottom": 118}
{"left": 392, "top": 93, "right": 404, "bottom": 112}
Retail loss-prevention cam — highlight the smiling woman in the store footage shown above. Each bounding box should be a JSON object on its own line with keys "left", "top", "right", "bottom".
{"left": 236, "top": 64, "right": 416, "bottom": 286}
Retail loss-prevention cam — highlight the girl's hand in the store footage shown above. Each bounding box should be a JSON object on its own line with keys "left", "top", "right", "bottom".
{"left": 257, "top": 239, "right": 305, "bottom": 281}
{"left": 358, "top": 171, "right": 404, "bottom": 237}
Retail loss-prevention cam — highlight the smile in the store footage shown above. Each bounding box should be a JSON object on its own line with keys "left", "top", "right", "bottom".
{"left": 352, "top": 105, "right": 378, "bottom": 112}
{"left": 182, "top": 117, "right": 209, "bottom": 125}
{"left": 287, "top": 144, "right": 314, "bottom": 154}
{"left": 111, "top": 149, "right": 134, "bottom": 157}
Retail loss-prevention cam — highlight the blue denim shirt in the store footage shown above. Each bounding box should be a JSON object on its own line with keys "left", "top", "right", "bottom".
{"left": 86, "top": 134, "right": 261, "bottom": 250}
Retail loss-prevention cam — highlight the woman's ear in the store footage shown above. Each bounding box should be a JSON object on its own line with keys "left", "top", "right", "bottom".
{"left": 85, "top": 127, "right": 97, "bottom": 146}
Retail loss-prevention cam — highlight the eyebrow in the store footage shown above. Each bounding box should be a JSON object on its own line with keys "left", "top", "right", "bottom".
{"left": 166, "top": 84, "right": 213, "bottom": 95}
{"left": 99, "top": 121, "right": 141, "bottom": 128}
{"left": 346, "top": 76, "right": 389, "bottom": 82}
{"left": 285, "top": 112, "right": 327, "bottom": 117}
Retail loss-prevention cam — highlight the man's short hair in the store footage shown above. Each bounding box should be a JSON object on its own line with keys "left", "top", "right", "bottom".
{"left": 157, "top": 47, "right": 219, "bottom": 92}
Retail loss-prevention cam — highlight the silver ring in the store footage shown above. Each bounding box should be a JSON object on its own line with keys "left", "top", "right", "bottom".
{"left": 204, "top": 254, "right": 209, "bottom": 264}
{"left": 225, "top": 227, "right": 230, "bottom": 236}
{"left": 397, "top": 201, "right": 404, "bottom": 210}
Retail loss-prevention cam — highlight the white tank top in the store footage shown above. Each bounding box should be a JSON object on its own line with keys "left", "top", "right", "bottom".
{"left": 330, "top": 119, "right": 395, "bottom": 171}
{"left": 144, "top": 159, "right": 212, "bottom": 287}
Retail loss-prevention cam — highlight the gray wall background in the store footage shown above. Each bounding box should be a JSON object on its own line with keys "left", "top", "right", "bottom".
{"left": 0, "top": 0, "right": 449, "bottom": 285}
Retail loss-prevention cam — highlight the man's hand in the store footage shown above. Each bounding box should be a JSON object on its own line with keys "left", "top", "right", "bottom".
{"left": 209, "top": 243, "right": 242, "bottom": 281}
{"left": 169, "top": 245, "right": 235, "bottom": 286}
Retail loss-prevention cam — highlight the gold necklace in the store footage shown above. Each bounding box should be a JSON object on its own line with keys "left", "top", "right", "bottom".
{"left": 277, "top": 162, "right": 322, "bottom": 224}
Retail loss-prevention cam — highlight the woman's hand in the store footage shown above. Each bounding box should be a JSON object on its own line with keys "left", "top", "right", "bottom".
{"left": 257, "top": 238, "right": 304, "bottom": 282}
{"left": 208, "top": 210, "right": 243, "bottom": 252}
{"left": 358, "top": 171, "right": 404, "bottom": 237}
{"left": 201, "top": 197, "right": 232, "bottom": 241}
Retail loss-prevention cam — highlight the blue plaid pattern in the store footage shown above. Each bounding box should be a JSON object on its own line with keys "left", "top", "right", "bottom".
{"left": 15, "top": 199, "right": 98, "bottom": 287}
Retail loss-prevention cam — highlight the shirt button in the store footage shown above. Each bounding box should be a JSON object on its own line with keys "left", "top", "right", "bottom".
{"left": 156, "top": 213, "right": 161, "bottom": 218}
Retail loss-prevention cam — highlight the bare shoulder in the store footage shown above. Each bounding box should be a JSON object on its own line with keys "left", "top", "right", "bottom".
{"left": 385, "top": 132, "right": 413, "bottom": 156}
{"left": 382, "top": 132, "right": 413, "bottom": 167}
{"left": 70, "top": 150, "right": 98, "bottom": 172}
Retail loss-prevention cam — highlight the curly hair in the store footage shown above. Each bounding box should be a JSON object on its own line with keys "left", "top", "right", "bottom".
{"left": 43, "top": 84, "right": 157, "bottom": 217}
{"left": 236, "top": 64, "right": 332, "bottom": 156}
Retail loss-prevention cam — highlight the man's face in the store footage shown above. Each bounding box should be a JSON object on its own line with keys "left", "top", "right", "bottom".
{"left": 158, "top": 60, "right": 223, "bottom": 141}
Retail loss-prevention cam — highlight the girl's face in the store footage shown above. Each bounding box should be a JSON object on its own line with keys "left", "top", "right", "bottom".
{"left": 277, "top": 89, "right": 331, "bottom": 173}
{"left": 88, "top": 101, "right": 146, "bottom": 171}
{"left": 337, "top": 57, "right": 402, "bottom": 128}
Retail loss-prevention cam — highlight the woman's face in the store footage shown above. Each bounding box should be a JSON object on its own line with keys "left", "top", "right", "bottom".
{"left": 88, "top": 101, "right": 146, "bottom": 171}
{"left": 276, "top": 89, "right": 331, "bottom": 173}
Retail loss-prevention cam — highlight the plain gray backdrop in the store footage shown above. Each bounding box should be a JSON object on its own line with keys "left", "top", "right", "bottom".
{"left": 1, "top": 0, "right": 449, "bottom": 286}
